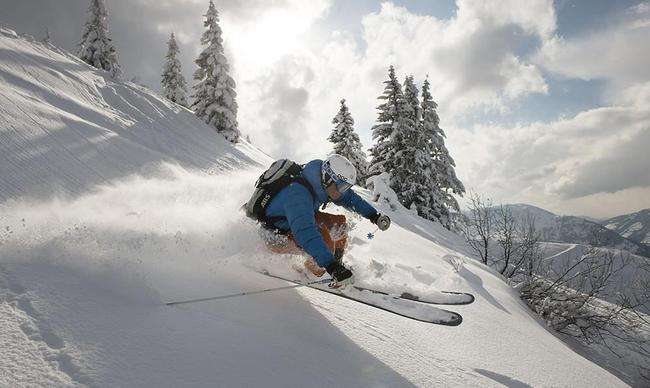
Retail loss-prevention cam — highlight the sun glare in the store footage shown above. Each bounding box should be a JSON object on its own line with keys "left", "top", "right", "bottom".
{"left": 234, "top": 9, "right": 309, "bottom": 68}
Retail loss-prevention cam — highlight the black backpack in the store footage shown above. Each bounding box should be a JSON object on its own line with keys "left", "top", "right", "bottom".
{"left": 243, "top": 159, "right": 316, "bottom": 227}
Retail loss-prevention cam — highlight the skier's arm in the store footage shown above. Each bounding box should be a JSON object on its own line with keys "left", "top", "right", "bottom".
{"left": 335, "top": 189, "right": 378, "bottom": 220}
{"left": 283, "top": 184, "right": 335, "bottom": 267}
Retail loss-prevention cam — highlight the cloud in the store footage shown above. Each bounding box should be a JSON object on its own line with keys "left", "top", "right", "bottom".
{"left": 447, "top": 82, "right": 650, "bottom": 215}
{"left": 356, "top": 1, "right": 551, "bottom": 116}
{"left": 235, "top": 0, "right": 556, "bottom": 159}
{"left": 250, "top": 55, "right": 316, "bottom": 158}
{"left": 110, "top": 0, "right": 334, "bottom": 160}
{"left": 551, "top": 187, "right": 650, "bottom": 219}
{"left": 0, "top": 0, "right": 555, "bottom": 159}
{"left": 555, "top": 128, "right": 650, "bottom": 198}
{"left": 534, "top": 5, "right": 650, "bottom": 88}
{"left": 455, "top": 0, "right": 556, "bottom": 38}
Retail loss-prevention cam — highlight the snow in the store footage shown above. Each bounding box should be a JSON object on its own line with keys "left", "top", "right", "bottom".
{"left": 161, "top": 32, "right": 189, "bottom": 107}
{"left": 623, "top": 222, "right": 644, "bottom": 237}
{"left": 0, "top": 302, "right": 76, "bottom": 386}
{"left": 0, "top": 27, "right": 630, "bottom": 387}
{"left": 601, "top": 210, "right": 650, "bottom": 249}
{"left": 0, "top": 26, "right": 264, "bottom": 202}
{"left": 191, "top": 1, "right": 239, "bottom": 143}
{"left": 77, "top": 0, "right": 121, "bottom": 78}
{"left": 539, "top": 242, "right": 579, "bottom": 262}
{"left": 366, "top": 172, "right": 404, "bottom": 212}
{"left": 328, "top": 99, "right": 369, "bottom": 185}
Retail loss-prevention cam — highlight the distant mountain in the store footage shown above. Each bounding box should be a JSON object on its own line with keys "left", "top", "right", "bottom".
{"left": 601, "top": 209, "right": 650, "bottom": 247}
{"left": 577, "top": 215, "right": 603, "bottom": 223}
{"left": 499, "top": 203, "right": 558, "bottom": 228}
{"left": 499, "top": 204, "right": 650, "bottom": 258}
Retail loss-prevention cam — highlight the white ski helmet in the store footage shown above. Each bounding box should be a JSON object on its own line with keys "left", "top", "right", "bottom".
{"left": 322, "top": 154, "right": 357, "bottom": 193}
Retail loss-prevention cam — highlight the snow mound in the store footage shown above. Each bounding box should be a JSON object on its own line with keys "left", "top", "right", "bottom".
{"left": 0, "top": 27, "right": 627, "bottom": 387}
{"left": 366, "top": 172, "right": 406, "bottom": 213}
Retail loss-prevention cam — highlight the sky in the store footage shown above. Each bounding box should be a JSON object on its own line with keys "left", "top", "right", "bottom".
{"left": 1, "top": 0, "right": 649, "bottom": 219}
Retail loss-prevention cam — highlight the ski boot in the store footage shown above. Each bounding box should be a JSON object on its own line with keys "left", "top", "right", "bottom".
{"left": 326, "top": 260, "right": 354, "bottom": 288}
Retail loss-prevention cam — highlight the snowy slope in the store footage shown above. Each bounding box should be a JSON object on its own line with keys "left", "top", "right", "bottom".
{"left": 602, "top": 209, "right": 650, "bottom": 247}
{"left": 0, "top": 26, "right": 267, "bottom": 202}
{"left": 0, "top": 27, "right": 629, "bottom": 387}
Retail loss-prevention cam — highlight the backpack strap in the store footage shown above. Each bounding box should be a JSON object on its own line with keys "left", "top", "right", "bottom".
{"left": 244, "top": 160, "right": 321, "bottom": 232}
{"left": 262, "top": 176, "right": 316, "bottom": 229}
{"left": 294, "top": 176, "right": 317, "bottom": 200}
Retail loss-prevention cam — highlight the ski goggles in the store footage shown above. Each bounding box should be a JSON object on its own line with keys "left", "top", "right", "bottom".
{"left": 322, "top": 166, "right": 353, "bottom": 193}
{"left": 331, "top": 179, "right": 353, "bottom": 193}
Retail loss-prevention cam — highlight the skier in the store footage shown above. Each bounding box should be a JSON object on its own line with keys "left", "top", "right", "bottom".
{"left": 246, "top": 155, "right": 391, "bottom": 286}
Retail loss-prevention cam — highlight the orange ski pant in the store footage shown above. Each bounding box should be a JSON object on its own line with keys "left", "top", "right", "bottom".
{"left": 266, "top": 212, "right": 348, "bottom": 261}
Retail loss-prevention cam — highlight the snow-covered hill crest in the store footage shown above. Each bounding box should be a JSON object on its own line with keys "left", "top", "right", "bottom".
{"left": 603, "top": 208, "right": 650, "bottom": 247}
{"left": 0, "top": 27, "right": 629, "bottom": 387}
{"left": 0, "top": 26, "right": 266, "bottom": 202}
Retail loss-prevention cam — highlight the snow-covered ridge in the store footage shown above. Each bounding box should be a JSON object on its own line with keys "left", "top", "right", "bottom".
{"left": 0, "top": 27, "right": 627, "bottom": 387}
{"left": 0, "top": 25, "right": 267, "bottom": 202}
{"left": 602, "top": 209, "right": 650, "bottom": 247}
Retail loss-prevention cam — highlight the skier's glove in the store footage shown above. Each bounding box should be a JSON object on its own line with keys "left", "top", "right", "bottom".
{"left": 326, "top": 260, "right": 354, "bottom": 287}
{"left": 370, "top": 213, "right": 391, "bottom": 231}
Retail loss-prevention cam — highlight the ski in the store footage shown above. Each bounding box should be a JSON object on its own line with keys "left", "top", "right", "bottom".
{"left": 353, "top": 285, "right": 475, "bottom": 305}
{"left": 260, "top": 271, "right": 463, "bottom": 326}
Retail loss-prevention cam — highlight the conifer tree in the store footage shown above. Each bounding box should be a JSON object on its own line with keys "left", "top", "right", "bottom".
{"left": 192, "top": 0, "right": 239, "bottom": 143}
{"left": 78, "top": 0, "right": 121, "bottom": 78}
{"left": 421, "top": 77, "right": 465, "bottom": 228}
{"left": 398, "top": 76, "right": 433, "bottom": 217}
{"left": 328, "top": 99, "right": 369, "bottom": 185}
{"left": 403, "top": 75, "right": 421, "bottom": 125}
{"left": 161, "top": 32, "right": 188, "bottom": 107}
{"left": 368, "top": 66, "right": 413, "bottom": 196}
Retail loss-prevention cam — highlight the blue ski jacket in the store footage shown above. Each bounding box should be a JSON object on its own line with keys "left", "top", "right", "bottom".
{"left": 265, "top": 159, "right": 378, "bottom": 267}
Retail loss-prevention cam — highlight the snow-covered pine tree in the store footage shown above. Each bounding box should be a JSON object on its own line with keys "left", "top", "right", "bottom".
{"left": 368, "top": 66, "right": 413, "bottom": 196}
{"left": 421, "top": 77, "right": 465, "bottom": 228}
{"left": 161, "top": 32, "right": 188, "bottom": 107}
{"left": 328, "top": 99, "right": 369, "bottom": 185}
{"left": 398, "top": 76, "right": 434, "bottom": 217}
{"left": 191, "top": 0, "right": 239, "bottom": 143}
{"left": 78, "top": 0, "right": 121, "bottom": 78}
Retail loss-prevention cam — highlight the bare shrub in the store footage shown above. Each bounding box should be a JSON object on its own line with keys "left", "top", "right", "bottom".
{"left": 459, "top": 193, "right": 650, "bottom": 383}
{"left": 459, "top": 192, "right": 493, "bottom": 265}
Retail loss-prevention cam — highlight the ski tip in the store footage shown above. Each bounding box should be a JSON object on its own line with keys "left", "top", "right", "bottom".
{"left": 451, "top": 315, "right": 463, "bottom": 326}
{"left": 439, "top": 291, "right": 475, "bottom": 305}
{"left": 438, "top": 314, "right": 463, "bottom": 326}
{"left": 399, "top": 291, "right": 475, "bottom": 305}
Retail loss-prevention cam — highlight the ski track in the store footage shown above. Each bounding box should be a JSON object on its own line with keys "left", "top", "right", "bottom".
{"left": 541, "top": 243, "right": 578, "bottom": 261}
